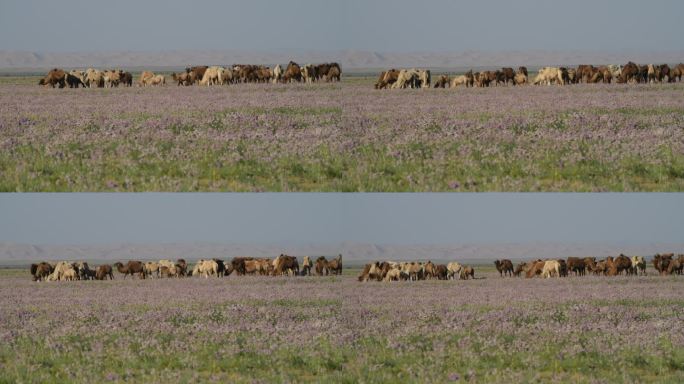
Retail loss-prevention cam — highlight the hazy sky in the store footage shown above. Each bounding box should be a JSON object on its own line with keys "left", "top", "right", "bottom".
{"left": 1, "top": 0, "right": 682, "bottom": 52}
{"left": 0, "top": 194, "right": 682, "bottom": 245}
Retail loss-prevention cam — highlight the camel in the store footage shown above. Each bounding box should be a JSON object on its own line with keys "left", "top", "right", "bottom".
{"left": 38, "top": 68, "right": 66, "bottom": 88}
{"left": 566, "top": 257, "right": 586, "bottom": 276}
{"left": 103, "top": 69, "right": 121, "bottom": 87}
{"left": 84, "top": 68, "right": 105, "bottom": 88}
{"left": 95, "top": 265, "right": 114, "bottom": 280}
{"left": 160, "top": 265, "right": 179, "bottom": 278}
{"left": 514, "top": 73, "right": 528, "bottom": 85}
{"left": 138, "top": 71, "right": 155, "bottom": 86}
{"left": 629, "top": 256, "right": 646, "bottom": 275}
{"left": 113, "top": 261, "right": 146, "bottom": 279}
{"left": 434, "top": 264, "right": 448, "bottom": 280}
{"left": 525, "top": 260, "right": 545, "bottom": 278}
{"left": 392, "top": 69, "right": 421, "bottom": 89}
{"left": 460, "top": 266, "right": 475, "bottom": 280}
{"left": 283, "top": 61, "right": 302, "bottom": 83}
{"left": 375, "top": 69, "right": 400, "bottom": 89}
{"left": 541, "top": 260, "right": 560, "bottom": 278}
{"left": 64, "top": 71, "right": 86, "bottom": 88}
{"left": 191, "top": 259, "right": 219, "bottom": 278}
{"left": 315, "top": 256, "right": 329, "bottom": 276}
{"left": 357, "top": 263, "right": 372, "bottom": 281}
{"left": 423, "top": 261, "right": 436, "bottom": 279}
{"left": 326, "top": 65, "right": 341, "bottom": 82}
{"left": 300, "top": 256, "right": 312, "bottom": 276}
{"left": 494, "top": 259, "right": 514, "bottom": 277}
{"left": 171, "top": 72, "right": 194, "bottom": 86}
{"left": 383, "top": 266, "right": 403, "bottom": 281}
{"left": 272, "top": 64, "right": 283, "bottom": 83}
{"left": 272, "top": 255, "right": 298, "bottom": 276}
{"left": 46, "top": 261, "right": 74, "bottom": 281}
{"left": 653, "top": 254, "right": 673, "bottom": 275}
{"left": 200, "top": 66, "right": 224, "bottom": 86}
{"left": 302, "top": 64, "right": 316, "bottom": 83}
{"left": 144, "top": 262, "right": 160, "bottom": 278}
{"left": 75, "top": 262, "right": 94, "bottom": 280}
{"left": 30, "top": 262, "right": 53, "bottom": 281}
{"left": 446, "top": 262, "right": 463, "bottom": 279}
{"left": 327, "top": 254, "right": 343, "bottom": 275}
{"left": 613, "top": 254, "right": 633, "bottom": 275}
{"left": 147, "top": 75, "right": 165, "bottom": 86}
{"left": 62, "top": 268, "right": 77, "bottom": 281}
{"left": 402, "top": 262, "right": 423, "bottom": 281}
{"left": 513, "top": 262, "right": 526, "bottom": 277}
{"left": 666, "top": 256, "right": 683, "bottom": 275}
{"left": 176, "top": 259, "right": 188, "bottom": 276}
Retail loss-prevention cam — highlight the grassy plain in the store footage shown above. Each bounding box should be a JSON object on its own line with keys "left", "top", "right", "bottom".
{"left": 2, "top": 80, "right": 684, "bottom": 191}
{"left": 1, "top": 269, "right": 683, "bottom": 383}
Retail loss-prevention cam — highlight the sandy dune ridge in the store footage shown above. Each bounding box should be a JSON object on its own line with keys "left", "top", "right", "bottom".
{"left": 1, "top": 242, "right": 682, "bottom": 265}
{"left": 2, "top": 49, "right": 683, "bottom": 71}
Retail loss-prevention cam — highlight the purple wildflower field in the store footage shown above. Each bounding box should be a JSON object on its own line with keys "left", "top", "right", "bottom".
{"left": 1, "top": 268, "right": 683, "bottom": 382}
{"left": 1, "top": 81, "right": 684, "bottom": 191}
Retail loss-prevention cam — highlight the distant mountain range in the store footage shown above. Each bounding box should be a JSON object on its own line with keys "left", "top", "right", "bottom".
{"left": 1, "top": 49, "right": 682, "bottom": 72}
{"left": 0, "top": 242, "right": 680, "bottom": 266}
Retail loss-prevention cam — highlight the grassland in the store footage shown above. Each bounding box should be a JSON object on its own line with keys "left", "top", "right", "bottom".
{"left": 1, "top": 80, "right": 684, "bottom": 191}
{"left": 1, "top": 269, "right": 683, "bottom": 383}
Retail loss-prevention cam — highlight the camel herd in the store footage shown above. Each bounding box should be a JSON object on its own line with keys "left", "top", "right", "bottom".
{"left": 169, "top": 62, "right": 341, "bottom": 86}
{"left": 358, "top": 261, "right": 475, "bottom": 282}
{"left": 28, "top": 254, "right": 343, "bottom": 282}
{"left": 27, "top": 253, "right": 683, "bottom": 282}
{"left": 374, "top": 69, "right": 432, "bottom": 89}
{"left": 376, "top": 62, "right": 684, "bottom": 89}
{"left": 36, "top": 61, "right": 683, "bottom": 90}
{"left": 507, "top": 253, "right": 683, "bottom": 278}
{"left": 356, "top": 253, "right": 683, "bottom": 282}
{"left": 36, "top": 61, "right": 342, "bottom": 88}
{"left": 38, "top": 68, "right": 134, "bottom": 88}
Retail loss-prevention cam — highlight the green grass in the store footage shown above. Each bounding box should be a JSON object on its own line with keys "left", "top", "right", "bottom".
{"left": 3, "top": 79, "right": 684, "bottom": 191}
{"left": 3, "top": 140, "right": 683, "bottom": 191}
{"left": 1, "top": 268, "right": 683, "bottom": 383}
{"left": 2, "top": 331, "right": 682, "bottom": 383}
{"left": 0, "top": 76, "right": 43, "bottom": 85}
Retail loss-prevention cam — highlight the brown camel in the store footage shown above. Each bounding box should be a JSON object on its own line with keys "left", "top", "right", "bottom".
{"left": 113, "top": 261, "right": 145, "bottom": 279}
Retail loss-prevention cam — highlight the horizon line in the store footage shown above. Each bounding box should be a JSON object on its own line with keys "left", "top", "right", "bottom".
{"left": 3, "top": 241, "right": 683, "bottom": 247}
